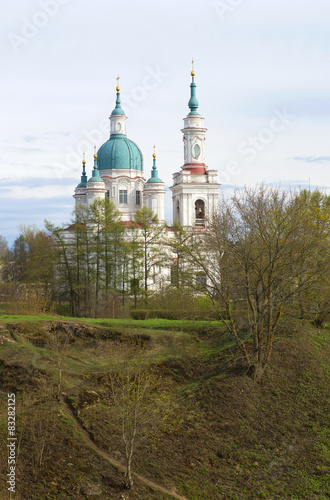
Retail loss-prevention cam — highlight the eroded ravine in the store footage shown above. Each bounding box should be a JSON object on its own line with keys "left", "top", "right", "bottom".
{"left": 61, "top": 394, "right": 190, "bottom": 500}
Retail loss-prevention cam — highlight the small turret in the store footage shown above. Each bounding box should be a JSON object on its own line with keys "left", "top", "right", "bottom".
{"left": 73, "top": 153, "right": 88, "bottom": 207}
{"left": 88, "top": 149, "right": 104, "bottom": 183}
{"left": 77, "top": 152, "right": 88, "bottom": 188}
{"left": 86, "top": 148, "right": 107, "bottom": 205}
{"left": 143, "top": 147, "right": 166, "bottom": 222}
{"left": 111, "top": 75, "right": 125, "bottom": 116}
{"left": 108, "top": 75, "right": 128, "bottom": 137}
{"left": 146, "top": 146, "right": 163, "bottom": 184}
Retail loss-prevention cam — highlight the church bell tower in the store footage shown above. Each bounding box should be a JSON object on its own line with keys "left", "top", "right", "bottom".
{"left": 170, "top": 62, "right": 220, "bottom": 228}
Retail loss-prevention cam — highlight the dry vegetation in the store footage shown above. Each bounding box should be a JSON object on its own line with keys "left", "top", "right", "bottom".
{"left": 0, "top": 316, "right": 329, "bottom": 499}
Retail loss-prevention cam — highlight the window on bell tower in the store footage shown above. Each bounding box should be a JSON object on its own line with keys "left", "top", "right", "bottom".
{"left": 195, "top": 199, "right": 205, "bottom": 226}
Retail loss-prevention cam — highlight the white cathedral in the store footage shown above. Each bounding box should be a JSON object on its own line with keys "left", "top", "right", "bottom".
{"left": 73, "top": 68, "right": 220, "bottom": 228}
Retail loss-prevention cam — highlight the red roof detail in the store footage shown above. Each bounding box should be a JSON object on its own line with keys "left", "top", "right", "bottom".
{"left": 182, "top": 167, "right": 207, "bottom": 175}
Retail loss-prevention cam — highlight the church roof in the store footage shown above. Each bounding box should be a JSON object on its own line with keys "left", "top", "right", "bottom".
{"left": 97, "top": 82, "right": 143, "bottom": 171}
{"left": 97, "top": 136, "right": 143, "bottom": 171}
{"left": 88, "top": 154, "right": 105, "bottom": 183}
{"left": 111, "top": 89, "right": 125, "bottom": 116}
{"left": 146, "top": 153, "right": 163, "bottom": 183}
{"left": 188, "top": 62, "right": 199, "bottom": 116}
{"left": 76, "top": 155, "right": 87, "bottom": 188}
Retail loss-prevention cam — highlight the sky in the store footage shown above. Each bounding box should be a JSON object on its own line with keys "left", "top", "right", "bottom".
{"left": 1, "top": 0, "right": 330, "bottom": 245}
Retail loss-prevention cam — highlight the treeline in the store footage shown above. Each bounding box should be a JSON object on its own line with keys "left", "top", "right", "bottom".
{"left": 0, "top": 186, "right": 329, "bottom": 381}
{"left": 0, "top": 187, "right": 329, "bottom": 327}
{"left": 0, "top": 225, "right": 55, "bottom": 313}
{"left": 45, "top": 202, "right": 166, "bottom": 317}
{"left": 0, "top": 202, "right": 167, "bottom": 317}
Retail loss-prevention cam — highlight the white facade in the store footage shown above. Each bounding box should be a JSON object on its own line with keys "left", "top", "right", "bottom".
{"left": 101, "top": 170, "right": 145, "bottom": 221}
{"left": 143, "top": 183, "right": 166, "bottom": 223}
{"left": 73, "top": 72, "right": 219, "bottom": 228}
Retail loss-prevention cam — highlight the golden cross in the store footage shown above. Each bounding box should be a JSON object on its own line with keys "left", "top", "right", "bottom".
{"left": 153, "top": 144, "right": 156, "bottom": 155}
{"left": 116, "top": 74, "right": 120, "bottom": 88}
{"left": 192, "top": 58, "right": 194, "bottom": 73}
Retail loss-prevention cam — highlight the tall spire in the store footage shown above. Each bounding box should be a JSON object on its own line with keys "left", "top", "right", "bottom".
{"left": 188, "top": 59, "right": 199, "bottom": 116}
{"left": 88, "top": 147, "right": 104, "bottom": 183}
{"left": 147, "top": 147, "right": 163, "bottom": 183}
{"left": 111, "top": 75, "right": 125, "bottom": 116}
{"left": 82, "top": 152, "right": 86, "bottom": 174}
{"left": 77, "top": 152, "right": 87, "bottom": 187}
{"left": 93, "top": 145, "right": 98, "bottom": 172}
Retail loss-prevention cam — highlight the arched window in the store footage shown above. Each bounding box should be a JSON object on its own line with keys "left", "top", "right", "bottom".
{"left": 195, "top": 199, "right": 205, "bottom": 226}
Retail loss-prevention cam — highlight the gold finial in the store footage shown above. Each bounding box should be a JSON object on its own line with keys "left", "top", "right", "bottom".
{"left": 82, "top": 152, "right": 86, "bottom": 164}
{"left": 191, "top": 58, "right": 195, "bottom": 77}
{"left": 116, "top": 74, "right": 120, "bottom": 92}
{"left": 153, "top": 144, "right": 156, "bottom": 158}
{"left": 94, "top": 145, "right": 97, "bottom": 159}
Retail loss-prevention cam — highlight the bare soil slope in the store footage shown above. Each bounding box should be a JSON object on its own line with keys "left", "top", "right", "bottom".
{"left": 0, "top": 318, "right": 329, "bottom": 499}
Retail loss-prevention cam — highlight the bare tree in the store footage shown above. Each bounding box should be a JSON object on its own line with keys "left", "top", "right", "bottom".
{"left": 106, "top": 343, "right": 174, "bottom": 489}
{"left": 183, "top": 186, "right": 330, "bottom": 382}
{"left": 47, "top": 325, "right": 73, "bottom": 400}
{"left": 28, "top": 395, "right": 53, "bottom": 480}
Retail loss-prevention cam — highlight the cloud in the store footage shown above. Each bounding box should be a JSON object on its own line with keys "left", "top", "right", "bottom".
{"left": 3, "top": 147, "right": 43, "bottom": 154}
{"left": 0, "top": 185, "right": 74, "bottom": 200}
{"left": 0, "top": 196, "right": 73, "bottom": 246}
{"left": 21, "top": 132, "right": 71, "bottom": 142}
{"left": 288, "top": 156, "right": 330, "bottom": 164}
{"left": 0, "top": 177, "right": 77, "bottom": 189}
{"left": 273, "top": 180, "right": 330, "bottom": 192}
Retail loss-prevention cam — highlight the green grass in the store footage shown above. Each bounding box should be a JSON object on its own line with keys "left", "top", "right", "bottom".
{"left": 0, "top": 313, "right": 224, "bottom": 332}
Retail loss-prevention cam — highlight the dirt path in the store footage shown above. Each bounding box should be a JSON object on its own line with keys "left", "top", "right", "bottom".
{"left": 61, "top": 395, "right": 190, "bottom": 500}
{"left": 4, "top": 325, "right": 190, "bottom": 499}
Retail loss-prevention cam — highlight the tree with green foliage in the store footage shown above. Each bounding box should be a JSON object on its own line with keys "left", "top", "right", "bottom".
{"left": 0, "top": 234, "right": 8, "bottom": 261}
{"left": 123, "top": 222, "right": 144, "bottom": 308}
{"left": 45, "top": 220, "right": 79, "bottom": 316}
{"left": 1, "top": 226, "right": 56, "bottom": 314}
{"left": 134, "top": 207, "right": 165, "bottom": 305}
{"left": 167, "top": 221, "right": 194, "bottom": 290}
{"left": 99, "top": 198, "right": 123, "bottom": 298}
{"left": 18, "top": 224, "right": 56, "bottom": 295}
{"left": 293, "top": 189, "right": 330, "bottom": 327}
{"left": 9, "top": 234, "right": 28, "bottom": 282}
{"left": 46, "top": 199, "right": 125, "bottom": 318}
{"left": 0, "top": 234, "right": 10, "bottom": 281}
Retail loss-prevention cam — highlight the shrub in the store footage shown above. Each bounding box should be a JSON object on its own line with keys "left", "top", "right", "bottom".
{"left": 130, "top": 308, "right": 228, "bottom": 321}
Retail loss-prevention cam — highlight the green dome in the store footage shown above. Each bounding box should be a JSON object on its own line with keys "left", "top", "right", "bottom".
{"left": 97, "top": 136, "right": 143, "bottom": 171}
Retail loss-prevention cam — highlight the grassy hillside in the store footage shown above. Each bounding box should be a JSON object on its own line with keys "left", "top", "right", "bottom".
{"left": 0, "top": 315, "right": 329, "bottom": 499}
